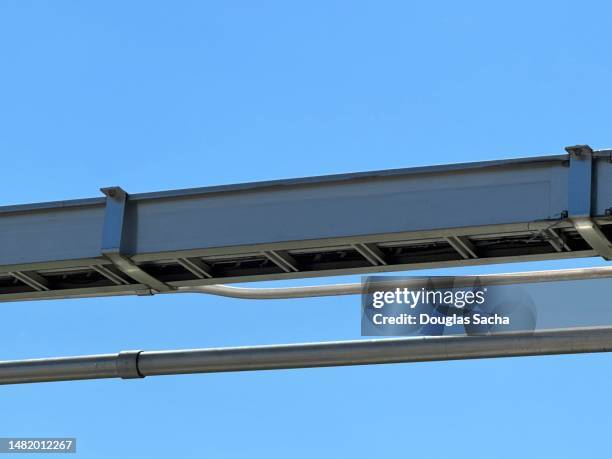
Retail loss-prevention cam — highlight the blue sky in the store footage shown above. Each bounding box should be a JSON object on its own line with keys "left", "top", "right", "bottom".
{"left": 1, "top": 1, "right": 612, "bottom": 457}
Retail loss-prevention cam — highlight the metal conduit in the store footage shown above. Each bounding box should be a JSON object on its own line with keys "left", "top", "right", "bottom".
{"left": 179, "top": 265, "right": 612, "bottom": 299}
{"left": 2, "top": 326, "right": 612, "bottom": 385}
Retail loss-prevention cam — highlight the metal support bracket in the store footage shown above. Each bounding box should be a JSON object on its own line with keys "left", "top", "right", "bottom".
{"left": 445, "top": 236, "right": 478, "bottom": 259}
{"left": 9, "top": 271, "right": 51, "bottom": 291}
{"left": 262, "top": 250, "right": 300, "bottom": 273}
{"left": 101, "top": 187, "right": 172, "bottom": 292}
{"left": 566, "top": 145, "right": 612, "bottom": 260}
{"left": 176, "top": 257, "right": 213, "bottom": 279}
{"left": 544, "top": 228, "right": 570, "bottom": 252}
{"left": 116, "top": 350, "right": 144, "bottom": 379}
{"left": 352, "top": 243, "right": 388, "bottom": 266}
{"left": 573, "top": 218, "right": 612, "bottom": 260}
{"left": 567, "top": 145, "right": 594, "bottom": 218}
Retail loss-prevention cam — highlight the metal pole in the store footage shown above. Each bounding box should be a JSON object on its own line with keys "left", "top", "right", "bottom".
{"left": 181, "top": 265, "right": 612, "bottom": 300}
{"left": 2, "top": 326, "right": 612, "bottom": 385}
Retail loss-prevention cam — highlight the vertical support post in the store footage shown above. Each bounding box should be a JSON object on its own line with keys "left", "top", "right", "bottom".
{"left": 100, "top": 187, "right": 172, "bottom": 292}
{"left": 566, "top": 145, "right": 612, "bottom": 260}
{"left": 567, "top": 145, "right": 594, "bottom": 218}
{"left": 101, "top": 187, "right": 128, "bottom": 254}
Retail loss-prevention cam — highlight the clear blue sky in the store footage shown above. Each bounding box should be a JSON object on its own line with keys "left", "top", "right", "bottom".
{"left": 1, "top": 1, "right": 612, "bottom": 457}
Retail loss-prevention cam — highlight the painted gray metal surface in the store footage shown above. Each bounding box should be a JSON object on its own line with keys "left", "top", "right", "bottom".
{"left": 1, "top": 146, "right": 612, "bottom": 302}
{"left": 567, "top": 145, "right": 594, "bottom": 217}
{"left": 0, "top": 156, "right": 566, "bottom": 262}
{"left": 0, "top": 156, "right": 574, "bottom": 263}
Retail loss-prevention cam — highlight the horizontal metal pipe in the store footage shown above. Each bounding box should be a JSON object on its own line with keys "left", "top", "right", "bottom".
{"left": 180, "top": 282, "right": 362, "bottom": 299}
{"left": 0, "top": 354, "right": 119, "bottom": 385}
{"left": 179, "top": 265, "right": 612, "bottom": 299}
{"left": 2, "top": 326, "right": 612, "bottom": 385}
{"left": 138, "top": 326, "right": 612, "bottom": 375}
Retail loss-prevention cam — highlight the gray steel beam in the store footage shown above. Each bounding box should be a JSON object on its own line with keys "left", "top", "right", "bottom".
{"left": 0, "top": 152, "right": 580, "bottom": 268}
{"left": 2, "top": 146, "right": 612, "bottom": 302}
{"left": 1, "top": 326, "right": 612, "bottom": 385}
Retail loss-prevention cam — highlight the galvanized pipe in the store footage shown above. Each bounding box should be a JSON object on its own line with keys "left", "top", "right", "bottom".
{"left": 2, "top": 326, "right": 612, "bottom": 385}
{"left": 180, "top": 265, "right": 612, "bottom": 299}
{"left": 180, "top": 282, "right": 363, "bottom": 299}
{"left": 0, "top": 354, "right": 119, "bottom": 385}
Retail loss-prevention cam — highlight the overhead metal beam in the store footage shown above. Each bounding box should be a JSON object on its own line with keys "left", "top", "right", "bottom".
{"left": 1, "top": 326, "right": 611, "bottom": 385}
{"left": 2, "top": 146, "right": 612, "bottom": 302}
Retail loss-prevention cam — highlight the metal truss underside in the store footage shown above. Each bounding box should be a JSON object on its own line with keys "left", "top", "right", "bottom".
{"left": 2, "top": 217, "right": 610, "bottom": 302}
